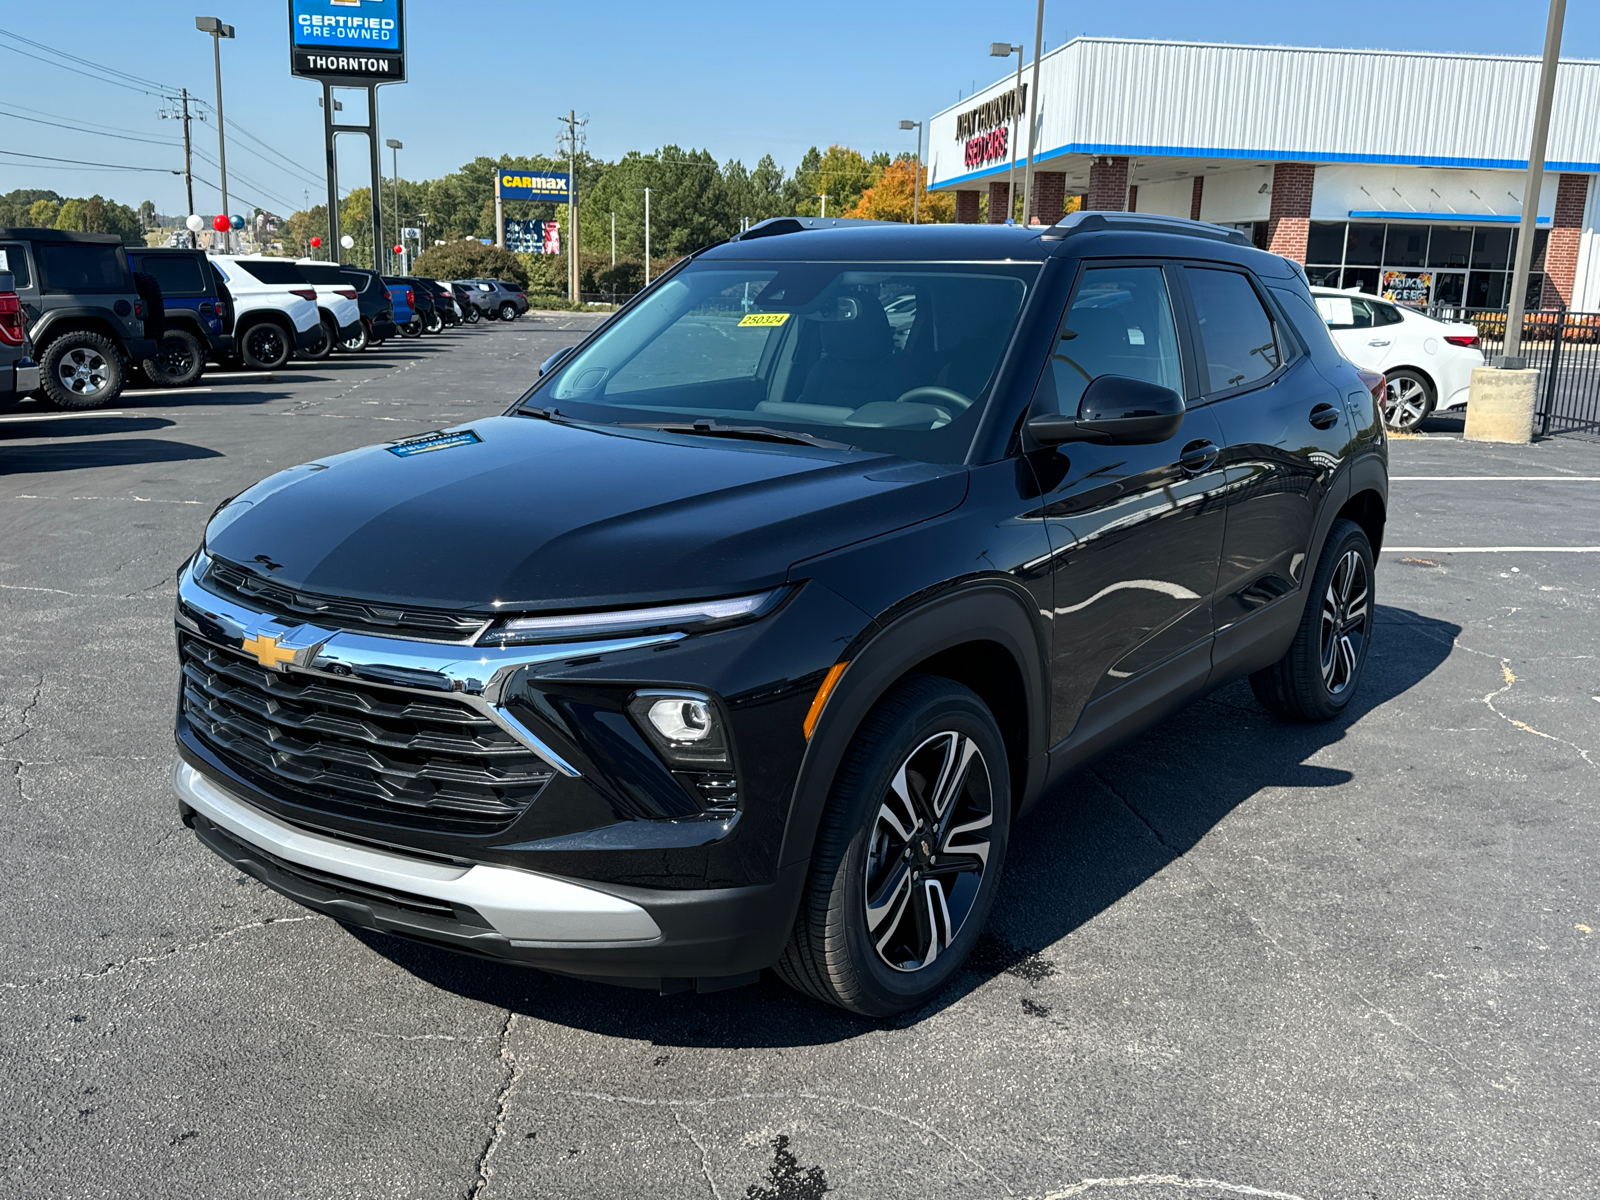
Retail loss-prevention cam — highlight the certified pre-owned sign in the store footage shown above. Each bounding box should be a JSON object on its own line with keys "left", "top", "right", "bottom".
{"left": 289, "top": 0, "right": 406, "bottom": 84}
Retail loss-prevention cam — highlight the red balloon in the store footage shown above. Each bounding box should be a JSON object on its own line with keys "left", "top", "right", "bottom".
{"left": 212, "top": 214, "right": 230, "bottom": 232}
{"left": 309, "top": 236, "right": 322, "bottom": 248}
{"left": 393, "top": 245, "right": 404, "bottom": 254}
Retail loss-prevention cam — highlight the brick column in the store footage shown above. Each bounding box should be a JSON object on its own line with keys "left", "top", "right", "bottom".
{"left": 955, "top": 190, "right": 981, "bottom": 225}
{"left": 987, "top": 180, "right": 1011, "bottom": 224}
{"left": 1087, "top": 157, "right": 1129, "bottom": 211}
{"left": 1190, "top": 176, "right": 1205, "bottom": 221}
{"left": 1032, "top": 171, "right": 1067, "bottom": 225}
{"left": 1265, "top": 162, "right": 1316, "bottom": 262}
{"left": 1127, "top": 185, "right": 1139, "bottom": 213}
{"left": 1541, "top": 173, "right": 1588, "bottom": 307}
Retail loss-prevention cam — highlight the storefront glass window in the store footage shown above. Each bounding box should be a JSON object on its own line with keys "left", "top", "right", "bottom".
{"left": 1344, "top": 224, "right": 1386, "bottom": 266}
{"left": 1385, "top": 228, "right": 1428, "bottom": 267}
{"left": 1306, "top": 219, "right": 1547, "bottom": 311}
{"left": 1427, "top": 226, "right": 1472, "bottom": 268}
{"left": 1472, "top": 228, "right": 1512, "bottom": 271}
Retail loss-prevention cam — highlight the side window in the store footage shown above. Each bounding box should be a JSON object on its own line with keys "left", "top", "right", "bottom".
{"left": 1187, "top": 268, "right": 1282, "bottom": 394}
{"left": 1037, "top": 265, "right": 1183, "bottom": 416}
{"left": 1372, "top": 302, "right": 1404, "bottom": 326}
{"left": 0, "top": 243, "right": 32, "bottom": 289}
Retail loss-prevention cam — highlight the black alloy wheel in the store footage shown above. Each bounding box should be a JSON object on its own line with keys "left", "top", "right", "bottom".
{"left": 424, "top": 309, "right": 444, "bottom": 334}
{"left": 400, "top": 319, "right": 422, "bottom": 339}
{"left": 777, "top": 674, "right": 1009, "bottom": 1016}
{"left": 239, "top": 322, "right": 291, "bottom": 370}
{"left": 301, "top": 317, "right": 336, "bottom": 360}
{"left": 142, "top": 328, "right": 205, "bottom": 388}
{"left": 40, "top": 332, "right": 125, "bottom": 410}
{"left": 465, "top": 305, "right": 480, "bottom": 324}
{"left": 498, "top": 301, "right": 517, "bottom": 321}
{"left": 1250, "top": 518, "right": 1376, "bottom": 721}
{"left": 1380, "top": 369, "right": 1433, "bottom": 432}
{"left": 338, "top": 320, "right": 370, "bottom": 353}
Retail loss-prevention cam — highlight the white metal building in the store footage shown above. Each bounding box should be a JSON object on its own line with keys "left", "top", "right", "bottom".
{"left": 928, "top": 38, "right": 1600, "bottom": 310}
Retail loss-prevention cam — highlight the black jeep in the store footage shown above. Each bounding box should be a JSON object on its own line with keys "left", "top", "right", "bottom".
{"left": 0, "top": 228, "right": 156, "bottom": 409}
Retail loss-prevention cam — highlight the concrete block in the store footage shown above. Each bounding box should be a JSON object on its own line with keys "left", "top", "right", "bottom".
{"left": 1464, "top": 367, "right": 1537, "bottom": 444}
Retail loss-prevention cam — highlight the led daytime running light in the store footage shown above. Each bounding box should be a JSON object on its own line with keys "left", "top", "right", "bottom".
{"left": 482, "top": 589, "right": 781, "bottom": 645}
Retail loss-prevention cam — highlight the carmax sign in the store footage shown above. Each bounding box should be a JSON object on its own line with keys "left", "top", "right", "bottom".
{"left": 498, "top": 172, "right": 570, "bottom": 202}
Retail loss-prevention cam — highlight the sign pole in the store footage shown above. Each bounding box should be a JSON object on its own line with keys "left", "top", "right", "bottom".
{"left": 496, "top": 175, "right": 504, "bottom": 249}
{"left": 322, "top": 81, "right": 341, "bottom": 258}
{"left": 367, "top": 85, "right": 384, "bottom": 271}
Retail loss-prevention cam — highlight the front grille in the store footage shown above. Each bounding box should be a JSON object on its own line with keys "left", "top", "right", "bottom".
{"left": 179, "top": 634, "right": 554, "bottom": 830}
{"left": 202, "top": 556, "right": 489, "bottom": 643}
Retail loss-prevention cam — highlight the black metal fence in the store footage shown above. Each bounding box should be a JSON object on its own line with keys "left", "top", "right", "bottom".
{"left": 1430, "top": 306, "right": 1600, "bottom": 437}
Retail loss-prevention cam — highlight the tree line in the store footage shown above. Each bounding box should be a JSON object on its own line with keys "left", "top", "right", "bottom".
{"left": 0, "top": 189, "right": 153, "bottom": 245}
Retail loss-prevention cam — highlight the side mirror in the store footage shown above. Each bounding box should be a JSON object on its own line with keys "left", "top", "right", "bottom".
{"left": 1026, "top": 375, "right": 1185, "bottom": 446}
{"left": 538, "top": 345, "right": 575, "bottom": 376}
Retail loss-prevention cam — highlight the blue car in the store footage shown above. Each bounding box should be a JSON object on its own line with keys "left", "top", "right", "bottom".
{"left": 127, "top": 247, "right": 233, "bottom": 387}
{"left": 385, "top": 279, "right": 420, "bottom": 338}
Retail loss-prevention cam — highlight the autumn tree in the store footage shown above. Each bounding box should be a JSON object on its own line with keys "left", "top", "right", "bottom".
{"left": 847, "top": 158, "right": 954, "bottom": 224}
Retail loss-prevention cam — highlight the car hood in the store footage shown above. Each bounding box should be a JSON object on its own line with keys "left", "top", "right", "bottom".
{"left": 205, "top": 415, "right": 968, "bottom": 613}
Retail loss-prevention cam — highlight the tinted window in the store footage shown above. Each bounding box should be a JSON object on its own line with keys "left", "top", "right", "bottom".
{"left": 0, "top": 243, "right": 32, "bottom": 289}
{"left": 298, "top": 264, "right": 348, "bottom": 285}
{"left": 1038, "top": 265, "right": 1182, "bottom": 416}
{"left": 1372, "top": 302, "right": 1404, "bottom": 326}
{"left": 541, "top": 260, "right": 1036, "bottom": 464}
{"left": 135, "top": 254, "right": 206, "bottom": 296}
{"left": 1188, "top": 268, "right": 1281, "bottom": 393}
{"left": 234, "top": 259, "right": 309, "bottom": 285}
{"left": 38, "top": 243, "right": 124, "bottom": 293}
{"left": 340, "top": 270, "right": 373, "bottom": 292}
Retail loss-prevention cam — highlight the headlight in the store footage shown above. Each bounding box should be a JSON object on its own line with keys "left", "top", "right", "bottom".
{"left": 478, "top": 588, "right": 785, "bottom": 646}
{"left": 627, "top": 690, "right": 730, "bottom": 768}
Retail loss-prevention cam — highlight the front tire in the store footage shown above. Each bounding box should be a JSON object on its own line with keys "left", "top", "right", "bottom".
{"left": 142, "top": 328, "right": 205, "bottom": 387}
{"left": 1250, "top": 519, "right": 1376, "bottom": 721}
{"left": 41, "top": 332, "right": 125, "bottom": 410}
{"left": 498, "top": 301, "right": 517, "bottom": 321}
{"left": 776, "top": 674, "right": 1010, "bottom": 1017}
{"left": 239, "top": 321, "right": 291, "bottom": 370}
{"left": 1380, "top": 369, "right": 1433, "bottom": 432}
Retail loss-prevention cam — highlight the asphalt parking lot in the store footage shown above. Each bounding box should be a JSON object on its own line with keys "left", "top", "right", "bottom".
{"left": 3, "top": 319, "right": 1597, "bottom": 1200}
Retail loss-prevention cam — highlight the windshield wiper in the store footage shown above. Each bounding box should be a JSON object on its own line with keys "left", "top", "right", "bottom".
{"left": 621, "top": 421, "right": 855, "bottom": 450}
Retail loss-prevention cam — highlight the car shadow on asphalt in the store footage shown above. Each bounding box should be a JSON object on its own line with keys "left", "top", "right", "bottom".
{"left": 0, "top": 435, "right": 223, "bottom": 473}
{"left": 0, "top": 415, "right": 176, "bottom": 440}
{"left": 348, "top": 603, "right": 1460, "bottom": 1045}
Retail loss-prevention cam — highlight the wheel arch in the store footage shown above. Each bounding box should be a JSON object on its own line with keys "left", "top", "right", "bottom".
{"left": 32, "top": 314, "right": 124, "bottom": 353}
{"left": 1383, "top": 362, "right": 1438, "bottom": 403}
{"left": 777, "top": 584, "right": 1050, "bottom": 871}
{"left": 1335, "top": 487, "right": 1387, "bottom": 555}
{"left": 235, "top": 310, "right": 295, "bottom": 336}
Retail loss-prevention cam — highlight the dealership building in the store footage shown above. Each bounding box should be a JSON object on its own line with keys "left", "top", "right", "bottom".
{"left": 928, "top": 38, "right": 1600, "bottom": 311}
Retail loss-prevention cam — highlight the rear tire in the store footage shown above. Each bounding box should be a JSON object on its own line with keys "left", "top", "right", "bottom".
{"left": 41, "top": 332, "right": 125, "bottom": 410}
{"left": 239, "top": 321, "right": 291, "bottom": 370}
{"left": 1249, "top": 519, "right": 1376, "bottom": 722}
{"left": 142, "top": 328, "right": 205, "bottom": 387}
{"left": 300, "top": 317, "right": 335, "bottom": 360}
{"left": 498, "top": 302, "right": 517, "bottom": 321}
{"left": 400, "top": 320, "right": 422, "bottom": 339}
{"left": 424, "top": 310, "right": 444, "bottom": 334}
{"left": 775, "top": 674, "right": 1010, "bottom": 1017}
{"left": 1380, "top": 369, "right": 1433, "bottom": 432}
{"left": 338, "top": 320, "right": 369, "bottom": 353}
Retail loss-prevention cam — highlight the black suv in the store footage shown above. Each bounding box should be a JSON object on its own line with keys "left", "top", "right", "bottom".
{"left": 337, "top": 267, "right": 399, "bottom": 349}
{"left": 0, "top": 228, "right": 156, "bottom": 409}
{"left": 126, "top": 247, "right": 233, "bottom": 387}
{"left": 171, "top": 214, "right": 1387, "bottom": 1016}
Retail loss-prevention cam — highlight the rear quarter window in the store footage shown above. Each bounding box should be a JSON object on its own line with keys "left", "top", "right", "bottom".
{"left": 0, "top": 243, "right": 32, "bottom": 289}
{"left": 298, "top": 264, "right": 347, "bottom": 285}
{"left": 37, "top": 243, "right": 125, "bottom": 293}
{"left": 234, "top": 260, "right": 310, "bottom": 286}
{"left": 135, "top": 255, "right": 207, "bottom": 296}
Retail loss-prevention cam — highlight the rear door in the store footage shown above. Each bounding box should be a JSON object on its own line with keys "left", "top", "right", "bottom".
{"left": 1314, "top": 293, "right": 1403, "bottom": 372}
{"left": 1030, "top": 260, "right": 1229, "bottom": 744}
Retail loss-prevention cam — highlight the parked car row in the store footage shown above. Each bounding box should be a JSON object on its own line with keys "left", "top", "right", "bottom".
{"left": 0, "top": 225, "right": 532, "bottom": 411}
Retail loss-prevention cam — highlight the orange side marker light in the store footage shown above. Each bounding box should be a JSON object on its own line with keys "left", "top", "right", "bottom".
{"left": 802, "top": 662, "right": 849, "bottom": 741}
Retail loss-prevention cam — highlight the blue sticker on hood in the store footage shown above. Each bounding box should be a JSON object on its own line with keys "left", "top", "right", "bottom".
{"left": 388, "top": 429, "right": 481, "bottom": 457}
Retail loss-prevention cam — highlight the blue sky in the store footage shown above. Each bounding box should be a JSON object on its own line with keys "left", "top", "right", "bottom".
{"left": 2, "top": 0, "right": 1596, "bottom": 218}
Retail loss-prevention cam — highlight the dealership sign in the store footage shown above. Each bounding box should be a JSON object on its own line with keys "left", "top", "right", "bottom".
{"left": 955, "top": 84, "right": 1024, "bottom": 170}
{"left": 498, "top": 172, "right": 570, "bottom": 203}
{"left": 505, "top": 219, "right": 560, "bottom": 255}
{"left": 289, "top": 0, "right": 406, "bottom": 83}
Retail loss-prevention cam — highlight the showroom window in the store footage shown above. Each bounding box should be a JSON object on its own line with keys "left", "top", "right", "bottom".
{"left": 1304, "top": 220, "right": 1547, "bottom": 311}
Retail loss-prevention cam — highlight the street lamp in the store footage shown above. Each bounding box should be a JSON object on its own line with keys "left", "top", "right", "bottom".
{"left": 899, "top": 119, "right": 924, "bottom": 224}
{"left": 385, "top": 139, "right": 402, "bottom": 274}
{"left": 991, "top": 41, "right": 1023, "bottom": 224}
{"left": 195, "top": 17, "right": 235, "bottom": 251}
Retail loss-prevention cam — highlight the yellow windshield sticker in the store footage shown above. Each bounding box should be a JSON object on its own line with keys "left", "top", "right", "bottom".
{"left": 738, "top": 312, "right": 790, "bottom": 327}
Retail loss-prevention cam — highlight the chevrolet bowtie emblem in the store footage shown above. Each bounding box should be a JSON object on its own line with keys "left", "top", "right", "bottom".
{"left": 242, "top": 632, "right": 297, "bottom": 670}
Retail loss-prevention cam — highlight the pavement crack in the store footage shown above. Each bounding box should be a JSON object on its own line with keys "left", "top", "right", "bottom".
{"left": 674, "top": 1110, "right": 723, "bottom": 1200}
{"left": 1481, "top": 657, "right": 1598, "bottom": 773}
{"left": 1, "top": 914, "right": 324, "bottom": 990}
{"left": 1033, "top": 1175, "right": 1311, "bottom": 1199}
{"left": 466, "top": 1011, "right": 521, "bottom": 1200}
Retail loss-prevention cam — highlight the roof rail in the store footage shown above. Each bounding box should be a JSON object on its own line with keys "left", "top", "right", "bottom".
{"left": 734, "top": 216, "right": 896, "bottom": 241}
{"left": 1039, "top": 210, "right": 1251, "bottom": 246}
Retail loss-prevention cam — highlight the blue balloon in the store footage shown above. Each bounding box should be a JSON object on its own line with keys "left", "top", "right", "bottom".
{"left": 230, "top": 214, "right": 245, "bottom": 230}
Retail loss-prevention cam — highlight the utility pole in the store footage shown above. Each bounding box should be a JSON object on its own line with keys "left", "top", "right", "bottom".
{"left": 815, "top": 193, "right": 829, "bottom": 218}
{"left": 195, "top": 18, "right": 235, "bottom": 251}
{"left": 1504, "top": 0, "right": 1567, "bottom": 366}
{"left": 1023, "top": 0, "right": 1044, "bottom": 225}
{"left": 561, "top": 109, "right": 581, "bottom": 303}
{"left": 990, "top": 43, "right": 1023, "bottom": 222}
{"left": 610, "top": 210, "right": 616, "bottom": 306}
{"left": 180, "top": 89, "right": 196, "bottom": 246}
{"left": 386, "top": 139, "right": 402, "bottom": 273}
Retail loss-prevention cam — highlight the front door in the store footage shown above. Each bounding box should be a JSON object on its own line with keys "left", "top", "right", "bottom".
{"left": 1028, "top": 262, "right": 1229, "bottom": 746}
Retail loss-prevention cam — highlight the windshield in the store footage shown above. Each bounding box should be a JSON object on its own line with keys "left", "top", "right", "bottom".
{"left": 530, "top": 260, "right": 1036, "bottom": 463}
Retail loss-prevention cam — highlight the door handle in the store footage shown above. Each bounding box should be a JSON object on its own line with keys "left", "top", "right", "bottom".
{"left": 1367, "top": 339, "right": 1391, "bottom": 347}
{"left": 1178, "top": 440, "right": 1219, "bottom": 473}
{"left": 1309, "top": 402, "right": 1341, "bottom": 430}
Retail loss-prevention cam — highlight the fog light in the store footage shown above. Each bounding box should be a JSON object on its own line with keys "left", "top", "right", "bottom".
{"left": 647, "top": 697, "right": 711, "bottom": 743}
{"left": 627, "top": 690, "right": 730, "bottom": 769}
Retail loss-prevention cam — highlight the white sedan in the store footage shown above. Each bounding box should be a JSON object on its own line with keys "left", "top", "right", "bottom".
{"left": 1311, "top": 288, "right": 1485, "bottom": 432}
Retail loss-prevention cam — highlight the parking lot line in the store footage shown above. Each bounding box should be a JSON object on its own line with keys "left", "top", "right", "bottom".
{"left": 0, "top": 410, "right": 125, "bottom": 424}
{"left": 1383, "top": 546, "right": 1600, "bottom": 553}
{"left": 1390, "top": 475, "right": 1600, "bottom": 481}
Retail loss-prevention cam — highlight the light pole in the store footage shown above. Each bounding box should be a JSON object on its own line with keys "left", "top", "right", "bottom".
{"left": 195, "top": 16, "right": 234, "bottom": 251}
{"left": 642, "top": 187, "right": 652, "bottom": 287}
{"left": 1023, "top": 0, "right": 1044, "bottom": 224}
{"left": 1504, "top": 0, "right": 1567, "bottom": 367}
{"left": 385, "top": 139, "right": 402, "bottom": 274}
{"left": 898, "top": 119, "right": 924, "bottom": 224}
{"left": 991, "top": 42, "right": 1023, "bottom": 223}
{"left": 815, "top": 193, "right": 829, "bottom": 218}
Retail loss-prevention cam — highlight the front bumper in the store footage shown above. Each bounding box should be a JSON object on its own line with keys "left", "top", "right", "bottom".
{"left": 175, "top": 759, "right": 801, "bottom": 987}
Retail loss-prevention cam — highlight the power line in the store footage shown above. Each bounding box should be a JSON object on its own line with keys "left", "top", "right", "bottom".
{"left": 0, "top": 106, "right": 183, "bottom": 148}
{"left": 0, "top": 26, "right": 178, "bottom": 93}
{"left": 0, "top": 148, "right": 180, "bottom": 173}
{"left": 0, "top": 37, "right": 176, "bottom": 99}
{"left": 0, "top": 99, "right": 182, "bottom": 142}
